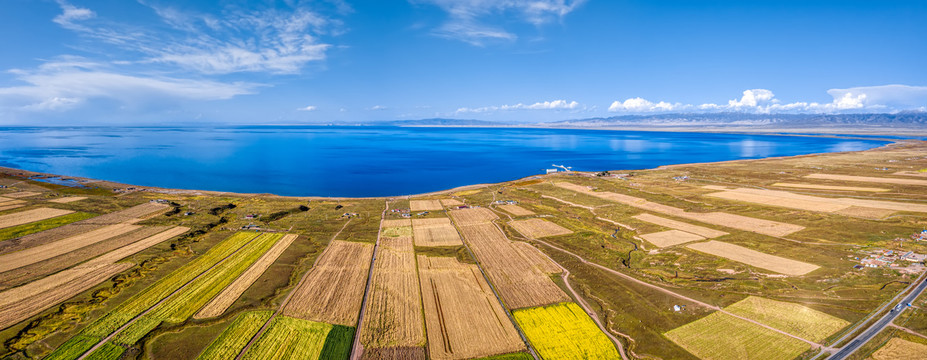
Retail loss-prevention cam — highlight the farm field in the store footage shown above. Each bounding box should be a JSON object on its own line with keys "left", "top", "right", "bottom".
{"left": 240, "top": 316, "right": 353, "bottom": 360}
{"left": 869, "top": 338, "right": 927, "bottom": 360}
{"left": 439, "top": 198, "right": 464, "bottom": 207}
{"left": 454, "top": 222, "right": 569, "bottom": 309}
{"left": 417, "top": 255, "right": 525, "bottom": 359}
{"left": 447, "top": 207, "right": 497, "bottom": 226}
{"left": 632, "top": 213, "right": 728, "bottom": 238}
{"left": 639, "top": 230, "right": 705, "bottom": 248}
{"left": 805, "top": 173, "right": 927, "bottom": 186}
{"left": 554, "top": 182, "right": 805, "bottom": 237}
{"left": 510, "top": 241, "right": 561, "bottom": 274}
{"left": 0, "top": 222, "right": 142, "bottom": 273}
{"left": 498, "top": 204, "right": 534, "bottom": 216}
{"left": 381, "top": 219, "right": 411, "bottom": 228}
{"left": 411, "top": 217, "right": 462, "bottom": 246}
{"left": 283, "top": 240, "right": 373, "bottom": 326}
{"left": 3, "top": 191, "right": 40, "bottom": 198}
{"left": 0, "top": 201, "right": 25, "bottom": 212}
{"left": 0, "top": 208, "right": 73, "bottom": 229}
{"left": 664, "top": 312, "right": 811, "bottom": 360}
{"left": 705, "top": 187, "right": 927, "bottom": 213}
{"left": 359, "top": 236, "right": 425, "bottom": 353}
{"left": 723, "top": 296, "right": 849, "bottom": 343}
{"left": 197, "top": 311, "right": 274, "bottom": 360}
{"left": 508, "top": 218, "right": 572, "bottom": 239}
{"left": 686, "top": 240, "right": 820, "bottom": 275}
{"left": 770, "top": 182, "right": 889, "bottom": 192}
{"left": 513, "top": 302, "right": 620, "bottom": 360}
{"left": 0, "top": 211, "right": 95, "bottom": 242}
{"left": 196, "top": 233, "right": 299, "bottom": 318}
{"left": 410, "top": 200, "right": 443, "bottom": 211}
{"left": 48, "top": 196, "right": 88, "bottom": 203}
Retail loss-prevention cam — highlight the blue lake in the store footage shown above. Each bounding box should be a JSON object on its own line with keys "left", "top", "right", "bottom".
{"left": 0, "top": 126, "right": 890, "bottom": 197}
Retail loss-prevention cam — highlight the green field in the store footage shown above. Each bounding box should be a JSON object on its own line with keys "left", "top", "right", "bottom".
{"left": 83, "top": 342, "right": 124, "bottom": 360}
{"left": 664, "top": 312, "right": 811, "bottom": 360}
{"left": 197, "top": 311, "right": 274, "bottom": 360}
{"left": 240, "top": 316, "right": 332, "bottom": 360}
{"left": 0, "top": 212, "right": 95, "bottom": 241}
{"left": 513, "top": 302, "right": 621, "bottom": 360}
{"left": 724, "top": 296, "right": 849, "bottom": 342}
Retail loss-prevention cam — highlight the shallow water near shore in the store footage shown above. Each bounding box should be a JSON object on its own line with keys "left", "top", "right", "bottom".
{"left": 0, "top": 126, "right": 890, "bottom": 197}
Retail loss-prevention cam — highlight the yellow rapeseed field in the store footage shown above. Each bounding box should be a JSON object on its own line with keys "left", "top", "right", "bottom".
{"left": 513, "top": 302, "right": 620, "bottom": 360}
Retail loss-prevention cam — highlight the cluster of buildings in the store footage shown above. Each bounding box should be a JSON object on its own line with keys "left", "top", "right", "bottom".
{"left": 855, "top": 249, "right": 927, "bottom": 274}
{"left": 902, "top": 230, "right": 927, "bottom": 242}
{"left": 341, "top": 212, "right": 359, "bottom": 218}
{"left": 493, "top": 200, "right": 518, "bottom": 205}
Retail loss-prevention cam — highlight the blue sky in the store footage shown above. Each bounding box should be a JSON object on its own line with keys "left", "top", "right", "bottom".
{"left": 1, "top": 0, "right": 925, "bottom": 124}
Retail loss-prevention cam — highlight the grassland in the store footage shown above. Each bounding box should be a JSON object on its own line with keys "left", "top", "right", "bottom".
{"left": 513, "top": 302, "right": 620, "bottom": 360}
{"left": 664, "top": 312, "right": 811, "bottom": 360}
{"left": 724, "top": 296, "right": 849, "bottom": 342}
{"left": 197, "top": 310, "right": 274, "bottom": 360}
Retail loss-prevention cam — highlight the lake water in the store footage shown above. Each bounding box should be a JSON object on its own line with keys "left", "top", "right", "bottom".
{"left": 0, "top": 126, "right": 889, "bottom": 197}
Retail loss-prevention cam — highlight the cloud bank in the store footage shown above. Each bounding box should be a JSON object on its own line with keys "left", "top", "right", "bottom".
{"left": 608, "top": 85, "right": 927, "bottom": 114}
{"left": 457, "top": 99, "right": 580, "bottom": 113}
{"left": 413, "top": 0, "right": 586, "bottom": 45}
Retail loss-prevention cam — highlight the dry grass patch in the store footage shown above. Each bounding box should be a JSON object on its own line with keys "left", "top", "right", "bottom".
{"left": 665, "top": 312, "right": 810, "bottom": 360}
{"left": 0, "top": 202, "right": 25, "bottom": 212}
{"left": 498, "top": 205, "right": 534, "bottom": 216}
{"left": 893, "top": 170, "right": 927, "bottom": 178}
{"left": 447, "top": 208, "right": 498, "bottom": 226}
{"left": 439, "top": 199, "right": 464, "bottom": 207}
{"left": 0, "top": 262, "right": 133, "bottom": 329}
{"left": 196, "top": 234, "right": 298, "bottom": 318}
{"left": 48, "top": 196, "right": 88, "bottom": 203}
{"left": 382, "top": 226, "right": 413, "bottom": 238}
{"left": 511, "top": 242, "right": 561, "bottom": 274}
{"left": 381, "top": 219, "right": 411, "bottom": 228}
{"left": 834, "top": 206, "right": 897, "bottom": 219}
{"left": 805, "top": 173, "right": 927, "bottom": 186}
{"left": 702, "top": 185, "right": 735, "bottom": 191}
{"left": 410, "top": 200, "right": 443, "bottom": 211}
{"left": 633, "top": 213, "right": 727, "bottom": 238}
{"left": 771, "top": 183, "right": 889, "bottom": 192}
{"left": 360, "top": 237, "right": 425, "bottom": 349}
{"left": 455, "top": 222, "right": 568, "bottom": 309}
{"left": 0, "top": 208, "right": 73, "bottom": 229}
{"left": 724, "top": 296, "right": 849, "bottom": 342}
{"left": 686, "top": 241, "right": 819, "bottom": 276}
{"left": 0, "top": 222, "right": 141, "bottom": 272}
{"left": 3, "top": 191, "right": 41, "bottom": 198}
{"left": 509, "top": 218, "right": 572, "bottom": 239}
{"left": 283, "top": 240, "right": 373, "bottom": 326}
{"left": 640, "top": 230, "right": 705, "bottom": 248}
{"left": 417, "top": 255, "right": 526, "bottom": 359}
{"left": 411, "top": 218, "right": 462, "bottom": 247}
{"left": 870, "top": 338, "right": 927, "bottom": 360}
{"left": 555, "top": 182, "right": 804, "bottom": 237}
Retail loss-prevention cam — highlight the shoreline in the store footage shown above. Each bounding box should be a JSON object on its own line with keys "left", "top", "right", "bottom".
{"left": 0, "top": 140, "right": 910, "bottom": 200}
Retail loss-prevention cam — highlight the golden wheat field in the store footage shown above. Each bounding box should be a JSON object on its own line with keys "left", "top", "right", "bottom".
{"left": 686, "top": 241, "right": 819, "bottom": 276}
{"left": 508, "top": 218, "right": 572, "bottom": 239}
{"left": 359, "top": 236, "right": 425, "bottom": 350}
{"left": 283, "top": 240, "right": 374, "bottom": 326}
{"left": 411, "top": 218, "right": 462, "bottom": 246}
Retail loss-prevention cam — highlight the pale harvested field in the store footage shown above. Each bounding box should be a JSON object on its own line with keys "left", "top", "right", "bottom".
{"left": 509, "top": 218, "right": 572, "bottom": 239}
{"left": 447, "top": 208, "right": 498, "bottom": 226}
{"left": 81, "top": 202, "right": 169, "bottom": 224}
{"left": 0, "top": 208, "right": 73, "bottom": 229}
{"left": 359, "top": 237, "right": 425, "bottom": 349}
{"left": 724, "top": 296, "right": 849, "bottom": 343}
{"left": 0, "top": 222, "right": 141, "bottom": 273}
{"left": 455, "top": 223, "right": 569, "bottom": 309}
{"left": 498, "top": 204, "right": 534, "bottom": 216}
{"left": 381, "top": 219, "right": 412, "bottom": 228}
{"left": 411, "top": 218, "right": 462, "bottom": 246}
{"left": 555, "top": 182, "right": 804, "bottom": 237}
{"left": 640, "top": 230, "right": 705, "bottom": 248}
{"left": 196, "top": 234, "right": 298, "bottom": 319}
{"left": 708, "top": 188, "right": 927, "bottom": 213}
{"left": 81, "top": 226, "right": 189, "bottom": 267}
{"left": 417, "top": 255, "right": 526, "bottom": 359}
{"left": 48, "top": 196, "right": 88, "bottom": 203}
{"left": 439, "top": 199, "right": 464, "bottom": 207}
{"left": 834, "top": 206, "right": 897, "bottom": 219}
{"left": 410, "top": 200, "right": 444, "bottom": 211}
{"left": 0, "top": 262, "right": 133, "bottom": 329}
{"left": 633, "top": 213, "right": 728, "bottom": 238}
{"left": 0, "top": 226, "right": 174, "bottom": 288}
{"left": 771, "top": 183, "right": 889, "bottom": 192}
{"left": 702, "top": 185, "right": 735, "bottom": 191}
{"left": 0, "top": 197, "right": 23, "bottom": 205}
{"left": 511, "top": 242, "right": 561, "bottom": 274}
{"left": 870, "top": 338, "right": 927, "bottom": 360}
{"left": 805, "top": 173, "right": 927, "bottom": 186}
{"left": 283, "top": 240, "right": 374, "bottom": 326}
{"left": 3, "top": 191, "right": 40, "bottom": 198}
{"left": 686, "top": 241, "right": 819, "bottom": 276}
{"left": 0, "top": 203, "right": 24, "bottom": 212}
{"left": 893, "top": 171, "right": 927, "bottom": 178}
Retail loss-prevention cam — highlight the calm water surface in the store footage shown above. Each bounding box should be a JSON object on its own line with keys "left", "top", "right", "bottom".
{"left": 0, "top": 126, "right": 889, "bottom": 197}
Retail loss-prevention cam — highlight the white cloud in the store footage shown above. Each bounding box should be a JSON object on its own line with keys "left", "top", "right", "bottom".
{"left": 297, "top": 105, "right": 317, "bottom": 111}
{"left": 52, "top": 1, "right": 95, "bottom": 26}
{"left": 370, "top": 105, "right": 388, "bottom": 110}
{"left": 457, "top": 99, "right": 581, "bottom": 113}
{"left": 0, "top": 59, "right": 255, "bottom": 112}
{"left": 413, "top": 0, "right": 586, "bottom": 45}
{"left": 607, "top": 85, "right": 927, "bottom": 114}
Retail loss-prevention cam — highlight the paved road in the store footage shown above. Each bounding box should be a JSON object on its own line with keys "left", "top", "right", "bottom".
{"left": 827, "top": 271, "right": 927, "bottom": 360}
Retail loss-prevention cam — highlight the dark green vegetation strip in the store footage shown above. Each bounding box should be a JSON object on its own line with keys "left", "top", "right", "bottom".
{"left": 83, "top": 342, "right": 124, "bottom": 360}
{"left": 318, "top": 325, "right": 354, "bottom": 360}
{"left": 42, "top": 336, "right": 100, "bottom": 360}
{"left": 0, "top": 212, "right": 95, "bottom": 241}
